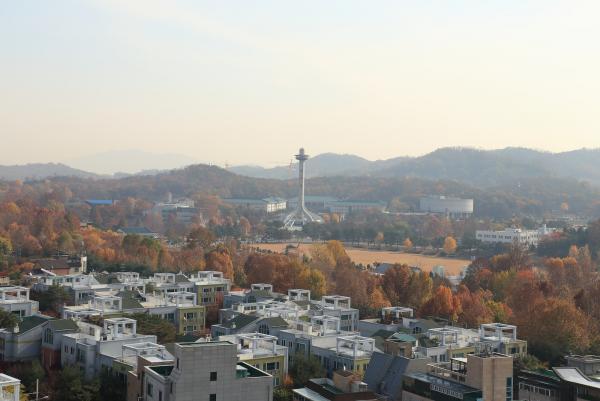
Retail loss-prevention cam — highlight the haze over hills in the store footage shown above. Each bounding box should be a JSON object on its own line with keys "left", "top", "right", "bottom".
{"left": 229, "top": 147, "right": 600, "bottom": 186}
{"left": 4, "top": 147, "right": 600, "bottom": 188}
{"left": 67, "top": 149, "right": 200, "bottom": 175}
{"left": 0, "top": 163, "right": 100, "bottom": 181}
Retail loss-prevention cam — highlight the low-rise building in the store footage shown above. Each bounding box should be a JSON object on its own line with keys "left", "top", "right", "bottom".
{"left": 0, "top": 314, "right": 52, "bottom": 361}
{"left": 419, "top": 196, "right": 474, "bottom": 218}
{"left": 33, "top": 254, "right": 88, "bottom": 275}
{"left": 117, "top": 227, "right": 161, "bottom": 239}
{"left": 0, "top": 286, "right": 39, "bottom": 318}
{"left": 223, "top": 197, "right": 287, "bottom": 213}
{"left": 61, "top": 318, "right": 157, "bottom": 380}
{"left": 403, "top": 352, "right": 513, "bottom": 401}
{"left": 188, "top": 271, "right": 231, "bottom": 306}
{"left": 0, "top": 374, "right": 21, "bottom": 401}
{"left": 220, "top": 333, "right": 288, "bottom": 387}
{"left": 40, "top": 318, "right": 79, "bottom": 369}
{"left": 293, "top": 371, "right": 378, "bottom": 401}
{"left": 475, "top": 225, "right": 558, "bottom": 247}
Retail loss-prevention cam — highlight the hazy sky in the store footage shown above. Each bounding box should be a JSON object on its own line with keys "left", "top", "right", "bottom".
{"left": 1, "top": 0, "right": 600, "bottom": 169}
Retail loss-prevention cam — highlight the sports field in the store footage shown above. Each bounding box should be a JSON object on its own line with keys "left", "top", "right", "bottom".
{"left": 249, "top": 243, "right": 471, "bottom": 275}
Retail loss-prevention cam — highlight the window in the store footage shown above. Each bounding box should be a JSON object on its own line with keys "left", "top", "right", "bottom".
{"left": 147, "top": 383, "right": 153, "bottom": 397}
{"left": 44, "top": 328, "right": 54, "bottom": 344}
{"left": 210, "top": 371, "right": 217, "bottom": 381}
{"left": 209, "top": 394, "right": 216, "bottom": 401}
{"left": 158, "top": 391, "right": 162, "bottom": 401}
{"left": 176, "top": 358, "right": 179, "bottom": 369}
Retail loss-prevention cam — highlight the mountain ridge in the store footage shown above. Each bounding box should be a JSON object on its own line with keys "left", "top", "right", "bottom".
{"left": 228, "top": 147, "right": 600, "bottom": 186}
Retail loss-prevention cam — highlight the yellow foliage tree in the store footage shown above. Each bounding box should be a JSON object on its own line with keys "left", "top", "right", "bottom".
{"left": 443, "top": 236, "right": 457, "bottom": 254}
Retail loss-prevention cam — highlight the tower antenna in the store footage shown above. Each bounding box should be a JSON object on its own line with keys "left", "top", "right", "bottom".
{"left": 283, "top": 147, "right": 323, "bottom": 230}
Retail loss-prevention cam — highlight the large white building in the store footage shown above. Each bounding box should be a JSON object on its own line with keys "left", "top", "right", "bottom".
{"left": 419, "top": 195, "right": 474, "bottom": 217}
{"left": 476, "top": 225, "right": 558, "bottom": 246}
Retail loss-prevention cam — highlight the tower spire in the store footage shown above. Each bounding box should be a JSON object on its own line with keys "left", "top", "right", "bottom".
{"left": 284, "top": 147, "right": 323, "bottom": 230}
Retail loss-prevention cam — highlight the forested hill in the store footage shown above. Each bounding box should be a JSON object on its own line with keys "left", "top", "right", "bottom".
{"left": 9, "top": 163, "right": 600, "bottom": 219}
{"left": 230, "top": 147, "right": 600, "bottom": 186}
{"left": 0, "top": 163, "right": 99, "bottom": 180}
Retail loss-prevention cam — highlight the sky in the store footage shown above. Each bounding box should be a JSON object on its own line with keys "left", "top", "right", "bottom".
{"left": 1, "top": 0, "right": 600, "bottom": 172}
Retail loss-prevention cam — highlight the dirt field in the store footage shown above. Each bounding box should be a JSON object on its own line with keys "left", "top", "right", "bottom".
{"left": 249, "top": 243, "right": 471, "bottom": 275}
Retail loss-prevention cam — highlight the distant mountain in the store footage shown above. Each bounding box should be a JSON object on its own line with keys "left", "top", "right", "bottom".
{"left": 0, "top": 163, "right": 99, "bottom": 181}
{"left": 68, "top": 149, "right": 199, "bottom": 175}
{"left": 230, "top": 147, "right": 600, "bottom": 186}
{"left": 229, "top": 153, "right": 374, "bottom": 179}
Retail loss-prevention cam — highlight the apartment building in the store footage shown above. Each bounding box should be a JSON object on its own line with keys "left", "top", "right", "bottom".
{"left": 188, "top": 271, "right": 231, "bottom": 306}
{"left": 220, "top": 333, "right": 288, "bottom": 387}
{"left": 293, "top": 371, "right": 378, "bottom": 401}
{"left": 61, "top": 318, "right": 157, "bottom": 379}
{"left": 142, "top": 340, "right": 273, "bottom": 401}
{"left": 403, "top": 352, "right": 513, "bottom": 401}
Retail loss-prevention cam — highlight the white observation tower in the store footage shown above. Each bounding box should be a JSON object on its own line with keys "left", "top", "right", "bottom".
{"left": 284, "top": 147, "right": 323, "bottom": 230}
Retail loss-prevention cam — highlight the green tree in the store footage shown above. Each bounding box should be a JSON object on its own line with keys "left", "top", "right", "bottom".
{"left": 20, "top": 360, "right": 45, "bottom": 393}
{"left": 97, "top": 369, "right": 126, "bottom": 401}
{"left": 53, "top": 366, "right": 97, "bottom": 401}
{"left": 289, "top": 353, "right": 325, "bottom": 387}
{"left": 31, "top": 285, "right": 69, "bottom": 315}
{"left": 0, "top": 236, "right": 12, "bottom": 263}
{"left": 0, "top": 309, "right": 19, "bottom": 330}
{"left": 128, "top": 313, "right": 176, "bottom": 343}
{"left": 273, "top": 387, "right": 293, "bottom": 401}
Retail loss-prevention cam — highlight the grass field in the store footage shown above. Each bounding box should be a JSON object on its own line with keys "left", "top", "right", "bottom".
{"left": 249, "top": 243, "right": 471, "bottom": 275}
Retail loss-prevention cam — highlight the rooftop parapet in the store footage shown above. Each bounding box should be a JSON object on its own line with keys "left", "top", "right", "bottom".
{"left": 321, "top": 295, "right": 351, "bottom": 309}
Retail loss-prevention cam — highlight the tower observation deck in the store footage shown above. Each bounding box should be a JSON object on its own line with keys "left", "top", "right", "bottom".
{"left": 283, "top": 147, "right": 323, "bottom": 230}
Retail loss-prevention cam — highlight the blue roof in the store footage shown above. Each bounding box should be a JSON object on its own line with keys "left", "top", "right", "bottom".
{"left": 86, "top": 199, "right": 114, "bottom": 206}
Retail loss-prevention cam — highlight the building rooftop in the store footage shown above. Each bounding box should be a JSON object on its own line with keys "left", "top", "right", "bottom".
{"left": 405, "top": 371, "right": 481, "bottom": 394}
{"left": 18, "top": 315, "right": 52, "bottom": 333}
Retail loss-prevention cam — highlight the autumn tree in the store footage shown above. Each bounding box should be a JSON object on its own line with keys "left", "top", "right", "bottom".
{"left": 186, "top": 226, "right": 215, "bottom": 249}
{"left": 420, "top": 285, "right": 461, "bottom": 322}
{"left": 402, "top": 237, "right": 413, "bottom": 250}
{"left": 205, "top": 248, "right": 234, "bottom": 279}
{"left": 443, "top": 236, "right": 457, "bottom": 254}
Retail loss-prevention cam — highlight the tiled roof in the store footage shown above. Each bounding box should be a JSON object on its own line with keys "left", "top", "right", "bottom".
{"left": 222, "top": 314, "right": 259, "bottom": 329}
{"left": 175, "top": 274, "right": 190, "bottom": 283}
{"left": 18, "top": 315, "right": 52, "bottom": 333}
{"left": 118, "top": 290, "right": 144, "bottom": 310}
{"left": 47, "top": 319, "right": 78, "bottom": 331}
{"left": 35, "top": 259, "right": 70, "bottom": 270}
{"left": 263, "top": 317, "right": 289, "bottom": 328}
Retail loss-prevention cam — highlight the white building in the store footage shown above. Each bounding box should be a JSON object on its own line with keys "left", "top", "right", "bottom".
{"left": 61, "top": 318, "right": 157, "bottom": 380}
{"left": 0, "top": 286, "right": 39, "bottom": 318}
{"left": 0, "top": 374, "right": 21, "bottom": 401}
{"left": 475, "top": 225, "right": 558, "bottom": 246}
{"left": 223, "top": 197, "right": 287, "bottom": 213}
{"left": 419, "top": 196, "right": 473, "bottom": 217}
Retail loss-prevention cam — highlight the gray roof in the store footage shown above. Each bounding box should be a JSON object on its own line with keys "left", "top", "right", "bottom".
{"left": 18, "top": 315, "right": 52, "bottom": 333}
{"left": 118, "top": 227, "right": 156, "bottom": 235}
{"left": 221, "top": 314, "right": 259, "bottom": 329}
{"left": 263, "top": 317, "right": 288, "bottom": 328}
{"left": 363, "top": 353, "right": 411, "bottom": 400}
{"left": 47, "top": 319, "right": 78, "bottom": 331}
